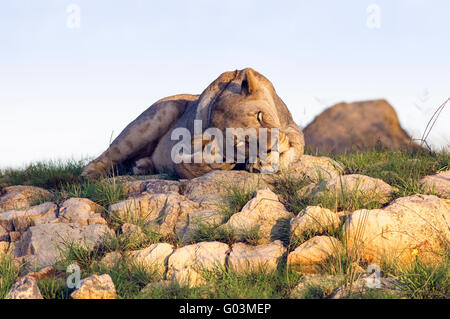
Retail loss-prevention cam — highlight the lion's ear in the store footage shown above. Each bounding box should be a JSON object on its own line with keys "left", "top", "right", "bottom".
{"left": 241, "top": 69, "right": 260, "bottom": 95}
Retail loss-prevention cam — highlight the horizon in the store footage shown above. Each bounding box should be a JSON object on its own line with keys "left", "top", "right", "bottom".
{"left": 1, "top": 0, "right": 449, "bottom": 168}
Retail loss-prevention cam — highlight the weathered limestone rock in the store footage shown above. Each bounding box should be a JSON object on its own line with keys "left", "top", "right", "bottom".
{"left": 287, "top": 236, "right": 343, "bottom": 273}
{"left": 262, "top": 155, "right": 343, "bottom": 185}
{"left": 109, "top": 192, "right": 215, "bottom": 238}
{"left": 344, "top": 194, "right": 450, "bottom": 264}
{"left": 228, "top": 240, "right": 286, "bottom": 273}
{"left": 0, "top": 241, "right": 13, "bottom": 257}
{"left": 420, "top": 170, "right": 450, "bottom": 198}
{"left": 14, "top": 223, "right": 113, "bottom": 269}
{"left": 290, "top": 206, "right": 340, "bottom": 238}
{"left": 99, "top": 251, "right": 122, "bottom": 268}
{"left": 0, "top": 202, "right": 58, "bottom": 232}
{"left": 0, "top": 185, "right": 54, "bottom": 212}
{"left": 58, "top": 198, "right": 107, "bottom": 226}
{"left": 218, "top": 189, "right": 293, "bottom": 244}
{"left": 0, "top": 224, "right": 8, "bottom": 241}
{"left": 9, "top": 231, "right": 21, "bottom": 242}
{"left": 178, "top": 209, "right": 225, "bottom": 244}
{"left": 183, "top": 170, "right": 267, "bottom": 202}
{"left": 167, "top": 241, "right": 229, "bottom": 287}
{"left": 300, "top": 174, "right": 393, "bottom": 204}
{"left": 119, "top": 223, "right": 146, "bottom": 242}
{"left": 70, "top": 274, "right": 117, "bottom": 299}
{"left": 128, "top": 243, "right": 174, "bottom": 275}
{"left": 7, "top": 276, "right": 43, "bottom": 299}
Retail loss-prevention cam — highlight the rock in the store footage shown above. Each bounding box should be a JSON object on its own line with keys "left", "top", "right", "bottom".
{"left": 290, "top": 206, "right": 340, "bottom": 238}
{"left": 9, "top": 231, "right": 21, "bottom": 242}
{"left": 128, "top": 243, "right": 174, "bottom": 275}
{"left": 99, "top": 251, "right": 122, "bottom": 268}
{"left": 287, "top": 236, "right": 343, "bottom": 273}
{"left": 328, "top": 275, "right": 402, "bottom": 299}
{"left": 59, "top": 198, "right": 107, "bottom": 226}
{"left": 183, "top": 170, "right": 267, "bottom": 202}
{"left": 178, "top": 209, "right": 225, "bottom": 244}
{"left": 344, "top": 194, "right": 450, "bottom": 264}
{"left": 420, "top": 170, "right": 450, "bottom": 198}
{"left": 300, "top": 174, "right": 393, "bottom": 204}
{"left": 0, "top": 202, "right": 58, "bottom": 232}
{"left": 14, "top": 223, "right": 113, "bottom": 269}
{"left": 228, "top": 240, "right": 286, "bottom": 273}
{"left": 0, "top": 185, "right": 54, "bottom": 212}
{"left": 70, "top": 274, "right": 117, "bottom": 299}
{"left": 109, "top": 192, "right": 215, "bottom": 238}
{"left": 303, "top": 99, "right": 423, "bottom": 154}
{"left": 0, "top": 225, "right": 8, "bottom": 241}
{"left": 263, "top": 155, "right": 343, "bottom": 184}
{"left": 7, "top": 276, "right": 43, "bottom": 299}
{"left": 291, "top": 274, "right": 343, "bottom": 299}
{"left": 167, "top": 241, "right": 229, "bottom": 287}
{"left": 218, "top": 189, "right": 293, "bottom": 244}
{"left": 120, "top": 223, "right": 145, "bottom": 241}
{"left": 0, "top": 241, "right": 13, "bottom": 257}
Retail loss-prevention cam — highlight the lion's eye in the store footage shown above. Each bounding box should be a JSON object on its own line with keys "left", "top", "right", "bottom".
{"left": 257, "top": 111, "right": 263, "bottom": 124}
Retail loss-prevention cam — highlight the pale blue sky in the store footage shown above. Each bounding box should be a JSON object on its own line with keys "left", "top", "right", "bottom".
{"left": 1, "top": 0, "right": 449, "bottom": 167}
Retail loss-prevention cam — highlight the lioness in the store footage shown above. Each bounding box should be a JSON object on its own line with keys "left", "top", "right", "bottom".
{"left": 82, "top": 68, "right": 304, "bottom": 179}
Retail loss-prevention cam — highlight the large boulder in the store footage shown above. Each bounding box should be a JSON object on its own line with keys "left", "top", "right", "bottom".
{"left": 14, "top": 223, "right": 113, "bottom": 269}
{"left": 303, "top": 99, "right": 422, "bottom": 154}
{"left": 0, "top": 186, "right": 54, "bottom": 212}
{"left": 228, "top": 240, "right": 286, "bottom": 273}
{"left": 420, "top": 170, "right": 450, "bottom": 198}
{"left": 344, "top": 194, "right": 450, "bottom": 264}
{"left": 166, "top": 241, "right": 229, "bottom": 287}
{"left": 218, "top": 189, "right": 293, "bottom": 244}
{"left": 70, "top": 274, "right": 117, "bottom": 299}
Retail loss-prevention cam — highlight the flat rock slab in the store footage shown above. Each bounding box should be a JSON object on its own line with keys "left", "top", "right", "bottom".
{"left": 58, "top": 198, "right": 107, "bottom": 226}
{"left": 14, "top": 223, "right": 113, "bottom": 269}
{"left": 0, "top": 202, "right": 58, "bottom": 232}
{"left": 290, "top": 206, "right": 340, "bottom": 238}
{"left": 127, "top": 243, "right": 174, "bottom": 275}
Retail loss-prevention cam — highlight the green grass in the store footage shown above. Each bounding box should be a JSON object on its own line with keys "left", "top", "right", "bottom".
{"left": 333, "top": 148, "right": 450, "bottom": 198}
{"left": 0, "top": 256, "right": 20, "bottom": 299}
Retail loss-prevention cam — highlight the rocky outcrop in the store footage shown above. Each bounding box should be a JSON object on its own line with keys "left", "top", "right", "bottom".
{"left": 344, "top": 194, "right": 450, "bottom": 264}
{"left": 70, "top": 274, "right": 117, "bottom": 299}
{"left": 128, "top": 243, "right": 174, "bottom": 275}
{"left": 218, "top": 189, "right": 293, "bottom": 244}
{"left": 0, "top": 202, "right": 58, "bottom": 234}
{"left": 303, "top": 99, "right": 421, "bottom": 154}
